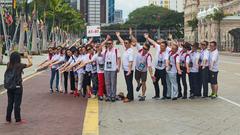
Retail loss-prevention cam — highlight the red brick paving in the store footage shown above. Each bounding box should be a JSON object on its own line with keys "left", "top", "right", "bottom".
{"left": 0, "top": 72, "right": 87, "bottom": 135}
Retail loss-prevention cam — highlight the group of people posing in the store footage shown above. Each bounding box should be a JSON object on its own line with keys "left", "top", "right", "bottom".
{"left": 37, "top": 29, "right": 219, "bottom": 103}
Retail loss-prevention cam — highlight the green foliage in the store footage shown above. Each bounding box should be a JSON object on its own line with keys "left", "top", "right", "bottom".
{"left": 26, "top": 0, "right": 85, "bottom": 34}
{"left": 204, "top": 8, "right": 224, "bottom": 22}
{"left": 103, "top": 5, "right": 184, "bottom": 38}
{"left": 187, "top": 17, "right": 198, "bottom": 31}
{"left": 212, "top": 9, "right": 224, "bottom": 22}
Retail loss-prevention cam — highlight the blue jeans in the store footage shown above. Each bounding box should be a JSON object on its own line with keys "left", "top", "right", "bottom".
{"left": 50, "top": 68, "right": 59, "bottom": 91}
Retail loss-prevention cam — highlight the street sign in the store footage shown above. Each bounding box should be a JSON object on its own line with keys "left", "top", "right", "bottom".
{"left": 86, "top": 25, "right": 101, "bottom": 37}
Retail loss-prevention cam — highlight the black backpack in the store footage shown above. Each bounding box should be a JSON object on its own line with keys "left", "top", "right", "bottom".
{"left": 4, "top": 68, "right": 19, "bottom": 89}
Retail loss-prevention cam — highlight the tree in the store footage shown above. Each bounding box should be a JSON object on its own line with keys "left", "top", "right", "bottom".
{"left": 103, "top": 5, "right": 184, "bottom": 39}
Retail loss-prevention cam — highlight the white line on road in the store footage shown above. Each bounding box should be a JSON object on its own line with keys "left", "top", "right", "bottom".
{"left": 234, "top": 73, "right": 240, "bottom": 77}
{"left": 219, "top": 96, "right": 240, "bottom": 108}
{"left": 220, "top": 61, "right": 240, "bottom": 65}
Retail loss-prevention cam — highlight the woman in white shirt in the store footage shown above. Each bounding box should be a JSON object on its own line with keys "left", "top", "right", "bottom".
{"left": 116, "top": 32, "right": 134, "bottom": 103}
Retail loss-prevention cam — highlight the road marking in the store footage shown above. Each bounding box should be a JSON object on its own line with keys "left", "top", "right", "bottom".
{"left": 234, "top": 73, "right": 240, "bottom": 77}
{"left": 0, "top": 71, "right": 45, "bottom": 95}
{"left": 82, "top": 99, "right": 99, "bottom": 135}
{"left": 219, "top": 69, "right": 226, "bottom": 73}
{"left": 220, "top": 61, "right": 240, "bottom": 65}
{"left": 219, "top": 96, "right": 240, "bottom": 108}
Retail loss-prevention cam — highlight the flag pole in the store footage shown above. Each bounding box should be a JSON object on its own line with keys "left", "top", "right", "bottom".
{"left": 0, "top": 5, "right": 9, "bottom": 55}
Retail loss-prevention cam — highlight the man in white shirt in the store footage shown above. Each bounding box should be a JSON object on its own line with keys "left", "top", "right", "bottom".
{"left": 189, "top": 42, "right": 201, "bottom": 99}
{"left": 103, "top": 39, "right": 121, "bottom": 102}
{"left": 209, "top": 41, "right": 219, "bottom": 99}
{"left": 166, "top": 43, "right": 182, "bottom": 100}
{"left": 116, "top": 32, "right": 134, "bottom": 103}
{"left": 144, "top": 34, "right": 169, "bottom": 100}
{"left": 132, "top": 41, "right": 154, "bottom": 101}
{"left": 199, "top": 41, "right": 210, "bottom": 98}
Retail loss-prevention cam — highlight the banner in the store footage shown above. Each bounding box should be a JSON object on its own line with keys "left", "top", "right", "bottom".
{"left": 86, "top": 26, "right": 101, "bottom": 37}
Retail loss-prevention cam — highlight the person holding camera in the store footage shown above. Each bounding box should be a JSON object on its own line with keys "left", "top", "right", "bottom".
{"left": 4, "top": 52, "right": 32, "bottom": 124}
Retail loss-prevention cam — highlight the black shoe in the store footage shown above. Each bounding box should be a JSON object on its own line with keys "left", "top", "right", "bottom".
{"left": 136, "top": 83, "right": 142, "bottom": 92}
{"left": 182, "top": 96, "right": 187, "bottom": 99}
{"left": 178, "top": 94, "right": 182, "bottom": 98}
{"left": 166, "top": 97, "right": 171, "bottom": 99}
{"left": 202, "top": 96, "right": 208, "bottom": 98}
{"left": 189, "top": 96, "right": 195, "bottom": 99}
{"left": 160, "top": 97, "right": 167, "bottom": 100}
{"left": 50, "top": 90, "right": 53, "bottom": 94}
{"left": 152, "top": 96, "right": 160, "bottom": 100}
{"left": 105, "top": 97, "right": 110, "bottom": 102}
{"left": 98, "top": 96, "right": 103, "bottom": 101}
{"left": 139, "top": 96, "right": 146, "bottom": 101}
{"left": 172, "top": 98, "right": 177, "bottom": 100}
{"left": 111, "top": 97, "right": 116, "bottom": 102}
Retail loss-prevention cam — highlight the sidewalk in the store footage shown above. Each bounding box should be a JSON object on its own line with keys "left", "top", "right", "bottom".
{"left": 0, "top": 54, "right": 48, "bottom": 89}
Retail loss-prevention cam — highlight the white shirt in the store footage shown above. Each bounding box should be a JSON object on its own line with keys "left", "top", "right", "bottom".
{"left": 154, "top": 45, "right": 169, "bottom": 70}
{"left": 76, "top": 55, "right": 86, "bottom": 74}
{"left": 189, "top": 51, "right": 200, "bottom": 73}
{"left": 179, "top": 52, "right": 190, "bottom": 67}
{"left": 209, "top": 49, "right": 219, "bottom": 72}
{"left": 51, "top": 54, "right": 61, "bottom": 69}
{"left": 104, "top": 47, "right": 120, "bottom": 71}
{"left": 135, "top": 51, "right": 152, "bottom": 72}
{"left": 92, "top": 52, "right": 105, "bottom": 73}
{"left": 67, "top": 55, "right": 78, "bottom": 71}
{"left": 200, "top": 49, "right": 210, "bottom": 67}
{"left": 167, "top": 52, "right": 180, "bottom": 74}
{"left": 122, "top": 48, "right": 134, "bottom": 71}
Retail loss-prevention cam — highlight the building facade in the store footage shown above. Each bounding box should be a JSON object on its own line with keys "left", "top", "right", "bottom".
{"left": 149, "top": 0, "right": 184, "bottom": 12}
{"left": 106, "top": 0, "right": 115, "bottom": 24}
{"left": 184, "top": 0, "right": 240, "bottom": 52}
{"left": 114, "top": 9, "right": 123, "bottom": 24}
{"left": 169, "top": 0, "right": 184, "bottom": 12}
{"left": 75, "top": 0, "right": 108, "bottom": 25}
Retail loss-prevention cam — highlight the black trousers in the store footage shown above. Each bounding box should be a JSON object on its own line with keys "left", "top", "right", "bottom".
{"left": 83, "top": 72, "right": 91, "bottom": 96}
{"left": 6, "top": 87, "right": 23, "bottom": 122}
{"left": 153, "top": 68, "right": 167, "bottom": 98}
{"left": 200, "top": 67, "right": 209, "bottom": 97}
{"left": 177, "top": 67, "right": 188, "bottom": 97}
{"left": 124, "top": 71, "right": 134, "bottom": 100}
{"left": 189, "top": 72, "right": 199, "bottom": 96}
{"left": 63, "top": 72, "right": 69, "bottom": 92}
{"left": 70, "top": 71, "right": 75, "bottom": 91}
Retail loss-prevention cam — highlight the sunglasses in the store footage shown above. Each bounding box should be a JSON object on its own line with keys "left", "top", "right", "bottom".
{"left": 143, "top": 47, "right": 149, "bottom": 51}
{"left": 124, "top": 42, "right": 129, "bottom": 44}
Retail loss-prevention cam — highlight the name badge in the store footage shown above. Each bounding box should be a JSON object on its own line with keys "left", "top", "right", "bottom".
{"left": 107, "top": 61, "right": 112, "bottom": 69}
{"left": 189, "top": 61, "right": 193, "bottom": 67}
{"left": 92, "top": 64, "right": 97, "bottom": 71}
{"left": 158, "top": 60, "right": 163, "bottom": 67}
{"left": 180, "top": 61, "right": 185, "bottom": 67}
{"left": 138, "top": 63, "right": 145, "bottom": 71}
{"left": 99, "top": 64, "right": 104, "bottom": 70}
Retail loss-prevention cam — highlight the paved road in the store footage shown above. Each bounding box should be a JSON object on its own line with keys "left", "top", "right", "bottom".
{"left": 99, "top": 47, "right": 240, "bottom": 135}
{"left": 0, "top": 72, "right": 87, "bottom": 135}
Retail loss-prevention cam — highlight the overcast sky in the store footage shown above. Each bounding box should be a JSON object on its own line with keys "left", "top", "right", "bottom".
{"left": 115, "top": 0, "right": 148, "bottom": 20}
